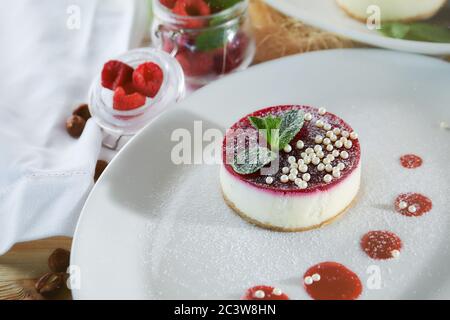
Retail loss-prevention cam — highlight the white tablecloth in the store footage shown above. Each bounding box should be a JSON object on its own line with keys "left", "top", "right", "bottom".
{"left": 0, "top": 0, "right": 149, "bottom": 254}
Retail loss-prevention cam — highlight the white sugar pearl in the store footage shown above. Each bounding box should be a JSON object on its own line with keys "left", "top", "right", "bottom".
{"left": 290, "top": 168, "right": 298, "bottom": 176}
{"left": 323, "top": 123, "right": 332, "bottom": 131}
{"left": 399, "top": 201, "right": 408, "bottom": 209}
{"left": 304, "top": 276, "right": 313, "bottom": 285}
{"left": 298, "top": 180, "right": 308, "bottom": 189}
{"left": 304, "top": 113, "right": 313, "bottom": 121}
{"left": 342, "top": 131, "right": 349, "bottom": 138}
{"left": 316, "top": 120, "right": 324, "bottom": 128}
{"left": 254, "top": 290, "right": 265, "bottom": 299}
{"left": 282, "top": 167, "right": 289, "bottom": 174}
{"left": 312, "top": 157, "right": 321, "bottom": 165}
{"left": 344, "top": 140, "right": 353, "bottom": 149}
{"left": 391, "top": 250, "right": 400, "bottom": 258}
{"left": 290, "top": 163, "right": 298, "bottom": 169}
{"left": 317, "top": 163, "right": 325, "bottom": 171}
{"left": 288, "top": 156, "right": 296, "bottom": 164}
{"left": 296, "top": 140, "right": 305, "bottom": 149}
{"left": 340, "top": 137, "right": 348, "bottom": 144}
{"left": 314, "top": 145, "right": 322, "bottom": 152}
{"left": 323, "top": 174, "right": 333, "bottom": 183}
{"left": 289, "top": 173, "right": 296, "bottom": 181}
{"left": 332, "top": 168, "right": 341, "bottom": 178}
{"left": 272, "top": 288, "right": 282, "bottom": 296}
{"left": 315, "top": 135, "right": 323, "bottom": 144}
{"left": 312, "top": 273, "right": 321, "bottom": 282}
{"left": 332, "top": 150, "right": 340, "bottom": 157}
{"left": 326, "top": 131, "right": 334, "bottom": 138}
{"left": 304, "top": 156, "right": 311, "bottom": 165}
{"left": 299, "top": 164, "right": 308, "bottom": 173}
{"left": 333, "top": 128, "right": 341, "bottom": 136}
{"left": 297, "top": 159, "right": 305, "bottom": 166}
{"left": 301, "top": 152, "right": 307, "bottom": 159}
{"left": 326, "top": 144, "right": 334, "bottom": 152}
{"left": 316, "top": 150, "right": 325, "bottom": 158}
{"left": 335, "top": 140, "right": 343, "bottom": 148}
{"left": 350, "top": 132, "right": 358, "bottom": 140}
{"left": 306, "top": 147, "right": 314, "bottom": 154}
{"left": 327, "top": 155, "right": 335, "bottom": 162}
{"left": 323, "top": 158, "right": 331, "bottom": 165}
{"left": 318, "top": 107, "right": 327, "bottom": 115}
{"left": 302, "top": 173, "right": 311, "bottom": 182}
{"left": 330, "top": 135, "right": 337, "bottom": 142}
{"left": 340, "top": 151, "right": 349, "bottom": 159}
{"left": 325, "top": 164, "right": 333, "bottom": 172}
{"left": 294, "top": 178, "right": 302, "bottom": 185}
{"left": 283, "top": 144, "right": 292, "bottom": 153}
{"left": 265, "top": 177, "right": 274, "bottom": 184}
{"left": 408, "top": 205, "right": 417, "bottom": 213}
{"left": 337, "top": 163, "right": 345, "bottom": 170}
{"left": 280, "top": 175, "right": 289, "bottom": 183}
{"left": 323, "top": 138, "right": 331, "bottom": 145}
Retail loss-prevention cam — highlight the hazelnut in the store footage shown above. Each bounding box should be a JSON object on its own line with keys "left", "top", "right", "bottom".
{"left": 48, "top": 248, "right": 70, "bottom": 273}
{"left": 94, "top": 160, "right": 108, "bottom": 182}
{"left": 35, "top": 272, "right": 65, "bottom": 296}
{"left": 66, "top": 115, "right": 86, "bottom": 138}
{"left": 73, "top": 103, "right": 91, "bottom": 121}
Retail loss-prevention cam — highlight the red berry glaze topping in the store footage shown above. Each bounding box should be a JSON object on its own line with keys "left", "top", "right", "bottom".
{"left": 242, "top": 285, "right": 289, "bottom": 300}
{"left": 361, "top": 230, "right": 402, "bottom": 260}
{"left": 113, "top": 87, "right": 146, "bottom": 111}
{"left": 132, "top": 62, "right": 164, "bottom": 98}
{"left": 395, "top": 193, "right": 432, "bottom": 217}
{"left": 400, "top": 154, "right": 422, "bottom": 169}
{"left": 303, "top": 262, "right": 362, "bottom": 300}
{"left": 101, "top": 60, "right": 134, "bottom": 91}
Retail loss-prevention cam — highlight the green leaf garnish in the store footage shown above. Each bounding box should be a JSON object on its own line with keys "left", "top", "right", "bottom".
{"left": 195, "top": 25, "right": 238, "bottom": 51}
{"left": 231, "top": 146, "right": 277, "bottom": 175}
{"left": 380, "top": 22, "right": 450, "bottom": 43}
{"left": 206, "top": 0, "right": 242, "bottom": 12}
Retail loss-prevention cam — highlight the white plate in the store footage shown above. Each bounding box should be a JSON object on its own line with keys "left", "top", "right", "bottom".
{"left": 71, "top": 49, "right": 450, "bottom": 299}
{"left": 265, "top": 0, "right": 450, "bottom": 55}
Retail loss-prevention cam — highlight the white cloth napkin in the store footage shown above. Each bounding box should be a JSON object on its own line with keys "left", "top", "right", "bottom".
{"left": 0, "top": 0, "right": 149, "bottom": 254}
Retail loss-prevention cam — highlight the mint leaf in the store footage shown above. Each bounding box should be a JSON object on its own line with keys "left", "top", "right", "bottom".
{"left": 249, "top": 116, "right": 266, "bottom": 131}
{"left": 206, "top": 0, "right": 242, "bottom": 12}
{"left": 380, "top": 22, "right": 450, "bottom": 43}
{"left": 278, "top": 110, "right": 304, "bottom": 150}
{"left": 231, "top": 146, "right": 277, "bottom": 175}
{"left": 195, "top": 26, "right": 237, "bottom": 51}
{"left": 249, "top": 115, "right": 281, "bottom": 148}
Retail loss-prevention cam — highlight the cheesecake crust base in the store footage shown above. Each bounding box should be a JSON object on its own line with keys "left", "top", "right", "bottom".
{"left": 222, "top": 189, "right": 358, "bottom": 232}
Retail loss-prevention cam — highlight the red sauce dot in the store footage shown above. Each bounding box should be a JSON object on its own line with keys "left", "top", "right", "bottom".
{"left": 400, "top": 154, "right": 422, "bottom": 169}
{"left": 242, "top": 285, "right": 289, "bottom": 300}
{"left": 361, "top": 230, "right": 402, "bottom": 260}
{"left": 395, "top": 193, "right": 432, "bottom": 217}
{"left": 303, "top": 262, "right": 362, "bottom": 300}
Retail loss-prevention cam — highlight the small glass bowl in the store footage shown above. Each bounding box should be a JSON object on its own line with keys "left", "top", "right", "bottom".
{"left": 151, "top": 0, "right": 255, "bottom": 88}
{"left": 88, "top": 48, "right": 185, "bottom": 138}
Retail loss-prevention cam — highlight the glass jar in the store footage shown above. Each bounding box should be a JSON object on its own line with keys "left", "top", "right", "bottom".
{"left": 88, "top": 48, "right": 185, "bottom": 146}
{"left": 151, "top": 0, "right": 255, "bottom": 88}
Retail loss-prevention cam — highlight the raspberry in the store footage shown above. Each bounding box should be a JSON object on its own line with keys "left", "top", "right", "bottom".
{"left": 132, "top": 62, "right": 164, "bottom": 98}
{"left": 176, "top": 50, "right": 214, "bottom": 77}
{"left": 101, "top": 60, "right": 134, "bottom": 91}
{"left": 172, "top": 0, "right": 211, "bottom": 28}
{"left": 160, "top": 0, "right": 177, "bottom": 9}
{"left": 113, "top": 86, "right": 146, "bottom": 111}
{"left": 213, "top": 32, "right": 248, "bottom": 74}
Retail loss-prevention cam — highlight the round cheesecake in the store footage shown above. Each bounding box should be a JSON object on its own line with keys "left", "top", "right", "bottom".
{"left": 336, "top": 0, "right": 446, "bottom": 22}
{"left": 220, "top": 105, "right": 361, "bottom": 231}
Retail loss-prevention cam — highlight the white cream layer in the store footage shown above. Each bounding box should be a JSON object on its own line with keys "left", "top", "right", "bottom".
{"left": 220, "top": 161, "right": 361, "bottom": 230}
